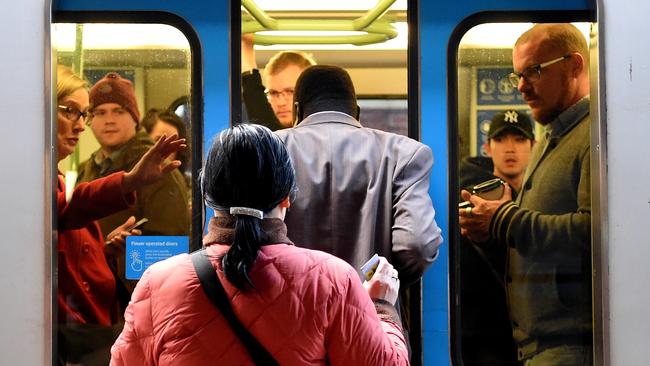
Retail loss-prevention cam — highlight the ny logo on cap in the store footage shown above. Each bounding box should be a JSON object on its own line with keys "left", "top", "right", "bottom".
{"left": 504, "top": 110, "right": 518, "bottom": 123}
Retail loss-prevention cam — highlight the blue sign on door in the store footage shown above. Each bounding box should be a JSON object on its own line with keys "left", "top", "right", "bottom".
{"left": 126, "top": 236, "right": 189, "bottom": 279}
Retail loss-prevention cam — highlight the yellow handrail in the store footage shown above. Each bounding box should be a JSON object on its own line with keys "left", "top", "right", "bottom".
{"left": 241, "top": 0, "right": 399, "bottom": 46}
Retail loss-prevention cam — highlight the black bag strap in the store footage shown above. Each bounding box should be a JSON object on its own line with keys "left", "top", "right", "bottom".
{"left": 190, "top": 250, "right": 279, "bottom": 366}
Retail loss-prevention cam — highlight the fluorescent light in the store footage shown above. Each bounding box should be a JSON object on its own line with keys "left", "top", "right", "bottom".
{"left": 460, "top": 22, "right": 592, "bottom": 49}
{"left": 52, "top": 23, "right": 190, "bottom": 51}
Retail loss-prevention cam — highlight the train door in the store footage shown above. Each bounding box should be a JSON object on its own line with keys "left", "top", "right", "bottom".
{"left": 236, "top": 0, "right": 427, "bottom": 361}
{"left": 435, "top": 3, "right": 600, "bottom": 366}
{"left": 50, "top": 1, "right": 231, "bottom": 363}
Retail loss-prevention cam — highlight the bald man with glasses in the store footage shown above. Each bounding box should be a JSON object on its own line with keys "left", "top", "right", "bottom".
{"left": 459, "top": 23, "right": 592, "bottom": 366}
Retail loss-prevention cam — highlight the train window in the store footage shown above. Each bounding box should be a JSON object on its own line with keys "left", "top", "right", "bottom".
{"left": 358, "top": 97, "right": 408, "bottom": 136}
{"left": 239, "top": 1, "right": 409, "bottom": 135}
{"left": 453, "top": 21, "right": 597, "bottom": 365}
{"left": 52, "top": 21, "right": 196, "bottom": 364}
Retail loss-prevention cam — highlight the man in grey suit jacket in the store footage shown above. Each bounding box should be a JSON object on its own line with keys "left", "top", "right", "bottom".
{"left": 275, "top": 65, "right": 443, "bottom": 286}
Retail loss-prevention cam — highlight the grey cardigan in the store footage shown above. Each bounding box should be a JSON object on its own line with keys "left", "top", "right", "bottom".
{"left": 490, "top": 98, "right": 592, "bottom": 353}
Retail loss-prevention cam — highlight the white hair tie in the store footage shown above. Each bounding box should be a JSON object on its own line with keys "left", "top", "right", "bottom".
{"left": 229, "top": 206, "right": 264, "bottom": 219}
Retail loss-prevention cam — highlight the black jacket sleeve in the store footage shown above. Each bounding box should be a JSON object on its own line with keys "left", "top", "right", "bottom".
{"left": 241, "top": 69, "right": 282, "bottom": 131}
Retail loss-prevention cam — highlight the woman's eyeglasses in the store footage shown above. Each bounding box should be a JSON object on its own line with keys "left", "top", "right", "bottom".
{"left": 58, "top": 105, "right": 91, "bottom": 125}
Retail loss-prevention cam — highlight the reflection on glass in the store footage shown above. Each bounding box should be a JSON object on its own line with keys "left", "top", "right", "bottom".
{"left": 455, "top": 22, "right": 594, "bottom": 366}
{"left": 53, "top": 22, "right": 193, "bottom": 364}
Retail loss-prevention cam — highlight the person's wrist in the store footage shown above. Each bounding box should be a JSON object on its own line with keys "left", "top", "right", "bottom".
{"left": 121, "top": 170, "right": 136, "bottom": 193}
{"left": 242, "top": 68, "right": 259, "bottom": 76}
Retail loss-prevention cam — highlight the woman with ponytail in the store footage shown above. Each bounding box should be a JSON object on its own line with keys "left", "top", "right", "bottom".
{"left": 111, "top": 124, "right": 409, "bottom": 365}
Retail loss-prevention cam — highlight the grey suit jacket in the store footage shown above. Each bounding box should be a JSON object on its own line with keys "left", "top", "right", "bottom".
{"left": 276, "top": 111, "right": 442, "bottom": 284}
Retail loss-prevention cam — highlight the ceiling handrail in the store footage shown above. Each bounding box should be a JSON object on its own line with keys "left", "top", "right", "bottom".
{"left": 241, "top": 0, "right": 399, "bottom": 45}
{"left": 352, "top": 0, "right": 396, "bottom": 30}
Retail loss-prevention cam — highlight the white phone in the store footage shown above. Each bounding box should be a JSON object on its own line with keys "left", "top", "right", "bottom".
{"left": 126, "top": 217, "right": 148, "bottom": 231}
{"left": 360, "top": 254, "right": 380, "bottom": 281}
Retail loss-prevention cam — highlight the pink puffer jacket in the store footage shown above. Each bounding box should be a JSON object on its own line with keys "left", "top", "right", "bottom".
{"left": 111, "top": 232, "right": 409, "bottom": 365}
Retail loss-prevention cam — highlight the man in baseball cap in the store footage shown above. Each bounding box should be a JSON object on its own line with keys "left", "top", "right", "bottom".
{"left": 457, "top": 109, "right": 535, "bottom": 366}
{"left": 487, "top": 109, "right": 534, "bottom": 140}
{"left": 76, "top": 72, "right": 191, "bottom": 306}
{"left": 484, "top": 110, "right": 535, "bottom": 193}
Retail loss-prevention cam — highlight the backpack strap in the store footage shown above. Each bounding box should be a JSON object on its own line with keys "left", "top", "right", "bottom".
{"left": 191, "top": 250, "right": 279, "bottom": 365}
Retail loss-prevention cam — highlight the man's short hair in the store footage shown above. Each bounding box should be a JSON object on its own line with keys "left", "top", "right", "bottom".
{"left": 515, "top": 23, "right": 588, "bottom": 67}
{"left": 294, "top": 65, "right": 357, "bottom": 117}
{"left": 265, "top": 50, "right": 316, "bottom": 75}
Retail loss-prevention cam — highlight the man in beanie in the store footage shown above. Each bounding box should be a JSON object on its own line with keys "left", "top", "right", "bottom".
{"left": 77, "top": 72, "right": 190, "bottom": 305}
{"left": 275, "top": 65, "right": 443, "bottom": 350}
{"left": 457, "top": 109, "right": 534, "bottom": 366}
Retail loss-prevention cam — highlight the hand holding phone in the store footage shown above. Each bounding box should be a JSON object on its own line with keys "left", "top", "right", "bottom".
{"left": 472, "top": 178, "right": 506, "bottom": 200}
{"left": 126, "top": 217, "right": 148, "bottom": 232}
{"left": 106, "top": 217, "right": 147, "bottom": 246}
{"left": 360, "top": 253, "right": 380, "bottom": 281}
{"left": 459, "top": 178, "right": 507, "bottom": 208}
{"left": 361, "top": 255, "right": 400, "bottom": 305}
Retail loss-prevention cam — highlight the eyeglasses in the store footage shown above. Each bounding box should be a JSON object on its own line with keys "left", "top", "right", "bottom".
{"left": 58, "top": 105, "right": 91, "bottom": 125}
{"left": 507, "top": 54, "right": 571, "bottom": 88}
{"left": 265, "top": 88, "right": 294, "bottom": 101}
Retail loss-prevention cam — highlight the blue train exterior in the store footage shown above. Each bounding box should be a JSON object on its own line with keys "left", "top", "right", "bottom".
{"left": 5, "top": 0, "right": 650, "bottom": 364}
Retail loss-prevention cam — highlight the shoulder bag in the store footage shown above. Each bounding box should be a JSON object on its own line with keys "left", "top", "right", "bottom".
{"left": 190, "top": 250, "right": 279, "bottom": 366}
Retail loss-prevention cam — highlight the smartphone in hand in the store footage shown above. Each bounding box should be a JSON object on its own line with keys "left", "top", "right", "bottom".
{"left": 360, "top": 253, "right": 380, "bottom": 281}
{"left": 126, "top": 217, "right": 148, "bottom": 232}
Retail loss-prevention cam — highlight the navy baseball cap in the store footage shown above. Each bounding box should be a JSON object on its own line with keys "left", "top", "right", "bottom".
{"left": 488, "top": 110, "right": 534, "bottom": 139}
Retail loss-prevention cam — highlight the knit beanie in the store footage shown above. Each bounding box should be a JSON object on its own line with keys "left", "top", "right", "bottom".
{"left": 89, "top": 72, "right": 141, "bottom": 124}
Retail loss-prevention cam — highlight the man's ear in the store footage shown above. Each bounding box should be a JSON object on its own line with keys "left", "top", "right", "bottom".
{"left": 483, "top": 141, "right": 492, "bottom": 157}
{"left": 571, "top": 52, "right": 586, "bottom": 77}
{"left": 355, "top": 105, "right": 361, "bottom": 120}
{"left": 293, "top": 102, "right": 302, "bottom": 126}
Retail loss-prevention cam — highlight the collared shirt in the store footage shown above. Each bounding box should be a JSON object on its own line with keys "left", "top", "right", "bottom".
{"left": 547, "top": 96, "right": 590, "bottom": 139}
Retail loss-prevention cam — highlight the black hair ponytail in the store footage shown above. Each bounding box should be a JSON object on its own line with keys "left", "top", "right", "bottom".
{"left": 222, "top": 215, "right": 264, "bottom": 289}
{"left": 201, "top": 124, "right": 295, "bottom": 290}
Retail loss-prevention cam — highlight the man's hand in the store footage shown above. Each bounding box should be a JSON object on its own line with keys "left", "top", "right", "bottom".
{"left": 122, "top": 133, "right": 186, "bottom": 193}
{"left": 241, "top": 33, "right": 257, "bottom": 72}
{"left": 459, "top": 184, "right": 513, "bottom": 243}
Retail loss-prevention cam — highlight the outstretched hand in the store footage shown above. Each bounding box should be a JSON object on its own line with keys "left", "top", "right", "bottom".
{"left": 122, "top": 133, "right": 186, "bottom": 193}
{"left": 458, "top": 183, "right": 513, "bottom": 243}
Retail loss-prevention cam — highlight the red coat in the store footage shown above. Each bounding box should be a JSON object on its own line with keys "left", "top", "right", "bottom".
{"left": 110, "top": 218, "right": 410, "bottom": 365}
{"left": 57, "top": 172, "right": 134, "bottom": 325}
